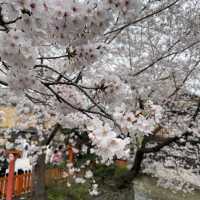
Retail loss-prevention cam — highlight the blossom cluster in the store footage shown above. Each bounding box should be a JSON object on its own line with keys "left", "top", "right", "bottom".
{"left": 0, "top": 0, "right": 140, "bottom": 96}
{"left": 104, "top": 0, "right": 140, "bottom": 14}
{"left": 113, "top": 101, "right": 164, "bottom": 136}
{"left": 73, "top": 44, "right": 104, "bottom": 69}
{"left": 0, "top": 0, "right": 108, "bottom": 93}
{"left": 93, "top": 74, "right": 130, "bottom": 104}
{"left": 54, "top": 85, "right": 87, "bottom": 115}
{"left": 87, "top": 118, "right": 130, "bottom": 163}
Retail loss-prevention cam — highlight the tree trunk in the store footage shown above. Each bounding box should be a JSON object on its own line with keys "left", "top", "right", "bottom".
{"left": 116, "top": 149, "right": 145, "bottom": 189}
{"left": 32, "top": 154, "right": 47, "bottom": 200}
{"left": 116, "top": 137, "right": 148, "bottom": 189}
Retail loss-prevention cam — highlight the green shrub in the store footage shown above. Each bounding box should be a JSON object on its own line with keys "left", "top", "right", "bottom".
{"left": 47, "top": 182, "right": 90, "bottom": 200}
{"left": 75, "top": 153, "right": 96, "bottom": 168}
{"left": 47, "top": 184, "right": 67, "bottom": 200}
{"left": 46, "top": 161, "right": 66, "bottom": 169}
{"left": 66, "top": 183, "right": 89, "bottom": 200}
{"left": 93, "top": 163, "right": 115, "bottom": 179}
{"left": 114, "top": 166, "right": 128, "bottom": 178}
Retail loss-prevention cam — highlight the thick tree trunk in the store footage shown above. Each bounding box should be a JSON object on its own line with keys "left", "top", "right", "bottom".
{"left": 32, "top": 154, "right": 47, "bottom": 200}
{"left": 116, "top": 149, "right": 145, "bottom": 189}
{"left": 30, "top": 124, "right": 61, "bottom": 200}
{"left": 116, "top": 137, "right": 148, "bottom": 189}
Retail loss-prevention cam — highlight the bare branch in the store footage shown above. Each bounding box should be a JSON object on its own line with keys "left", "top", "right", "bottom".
{"left": 0, "top": 79, "right": 8, "bottom": 86}
{"left": 105, "top": 0, "right": 180, "bottom": 36}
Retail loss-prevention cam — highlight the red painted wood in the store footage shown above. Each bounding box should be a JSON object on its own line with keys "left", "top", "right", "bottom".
{"left": 6, "top": 154, "right": 15, "bottom": 200}
{"left": 67, "top": 144, "right": 74, "bottom": 163}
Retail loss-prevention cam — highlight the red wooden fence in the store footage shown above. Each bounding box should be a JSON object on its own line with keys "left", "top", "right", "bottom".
{"left": 0, "top": 146, "right": 74, "bottom": 199}
{"left": 0, "top": 168, "right": 64, "bottom": 199}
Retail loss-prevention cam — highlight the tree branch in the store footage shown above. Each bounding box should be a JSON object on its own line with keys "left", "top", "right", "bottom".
{"left": 143, "top": 131, "right": 192, "bottom": 153}
{"left": 0, "top": 79, "right": 8, "bottom": 86}
{"left": 44, "top": 123, "right": 62, "bottom": 146}
{"left": 105, "top": 0, "right": 180, "bottom": 36}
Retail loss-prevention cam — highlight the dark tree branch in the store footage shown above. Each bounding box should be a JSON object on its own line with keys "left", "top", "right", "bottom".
{"left": 168, "top": 59, "right": 200, "bottom": 98}
{"left": 38, "top": 55, "right": 68, "bottom": 60}
{"left": 192, "top": 99, "right": 200, "bottom": 121}
{"left": 143, "top": 131, "right": 192, "bottom": 153}
{"left": 0, "top": 6, "right": 22, "bottom": 32}
{"left": 133, "top": 41, "right": 200, "bottom": 77}
{"left": 105, "top": 0, "right": 180, "bottom": 36}
{"left": 44, "top": 123, "right": 62, "bottom": 146}
{"left": 0, "top": 79, "right": 8, "bottom": 86}
{"left": 35, "top": 65, "right": 119, "bottom": 126}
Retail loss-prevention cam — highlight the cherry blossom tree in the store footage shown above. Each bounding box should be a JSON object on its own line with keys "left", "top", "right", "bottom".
{"left": 0, "top": 0, "right": 200, "bottom": 199}
{"left": 103, "top": 0, "right": 200, "bottom": 192}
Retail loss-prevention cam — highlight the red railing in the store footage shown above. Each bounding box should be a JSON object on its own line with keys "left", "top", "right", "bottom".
{"left": 0, "top": 146, "right": 74, "bottom": 199}
{"left": 0, "top": 168, "right": 64, "bottom": 199}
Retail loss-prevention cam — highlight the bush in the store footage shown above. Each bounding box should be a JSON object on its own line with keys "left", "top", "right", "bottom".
{"left": 47, "top": 182, "right": 90, "bottom": 200}
{"left": 75, "top": 153, "right": 96, "bottom": 168}
{"left": 114, "top": 165, "right": 128, "bottom": 178}
{"left": 47, "top": 184, "right": 67, "bottom": 200}
{"left": 46, "top": 161, "right": 66, "bottom": 169}
{"left": 66, "top": 183, "right": 89, "bottom": 200}
{"left": 93, "top": 163, "right": 128, "bottom": 179}
{"left": 93, "top": 163, "right": 115, "bottom": 180}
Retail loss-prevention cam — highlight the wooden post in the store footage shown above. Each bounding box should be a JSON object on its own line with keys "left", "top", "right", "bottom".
{"left": 67, "top": 144, "right": 74, "bottom": 163}
{"left": 6, "top": 153, "right": 15, "bottom": 200}
{"left": 27, "top": 171, "right": 32, "bottom": 192}
{"left": 24, "top": 171, "right": 28, "bottom": 193}
{"left": 0, "top": 176, "right": 7, "bottom": 198}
